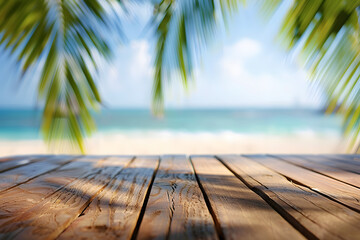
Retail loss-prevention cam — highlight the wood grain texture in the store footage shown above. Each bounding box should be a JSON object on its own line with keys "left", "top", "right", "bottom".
{"left": 0, "top": 155, "right": 48, "bottom": 163}
{"left": 0, "top": 156, "right": 105, "bottom": 227}
{"left": 220, "top": 155, "right": 360, "bottom": 240}
{"left": 250, "top": 155, "right": 360, "bottom": 212}
{"left": 136, "top": 155, "right": 217, "bottom": 240}
{"left": 0, "top": 156, "right": 133, "bottom": 240}
{"left": 324, "top": 155, "right": 360, "bottom": 165}
{"left": 0, "top": 156, "right": 24, "bottom": 163}
{"left": 0, "top": 155, "right": 48, "bottom": 173}
{"left": 0, "top": 155, "right": 75, "bottom": 193}
{"left": 57, "top": 156, "right": 159, "bottom": 240}
{"left": 1, "top": 154, "right": 360, "bottom": 240}
{"left": 273, "top": 155, "right": 360, "bottom": 188}
{"left": 191, "top": 156, "right": 304, "bottom": 240}
{"left": 306, "top": 155, "right": 360, "bottom": 175}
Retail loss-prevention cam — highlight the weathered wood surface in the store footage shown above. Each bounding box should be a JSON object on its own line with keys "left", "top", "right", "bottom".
{"left": 0, "top": 156, "right": 105, "bottom": 226}
{"left": 136, "top": 156, "right": 216, "bottom": 240}
{"left": 0, "top": 155, "right": 50, "bottom": 174}
{"left": 58, "top": 156, "right": 159, "bottom": 240}
{"left": 219, "top": 155, "right": 360, "bottom": 240}
{"left": 249, "top": 155, "right": 360, "bottom": 210}
{"left": 0, "top": 154, "right": 359, "bottom": 240}
{"left": 0, "top": 155, "right": 75, "bottom": 193}
{"left": 272, "top": 155, "right": 360, "bottom": 188}
{"left": 0, "top": 156, "right": 133, "bottom": 239}
{"left": 308, "top": 155, "right": 360, "bottom": 174}
{"left": 191, "top": 156, "right": 305, "bottom": 240}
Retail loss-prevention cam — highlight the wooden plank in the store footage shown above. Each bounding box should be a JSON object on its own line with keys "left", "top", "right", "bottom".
{"left": 57, "top": 156, "right": 159, "bottom": 240}
{"left": 273, "top": 155, "right": 360, "bottom": 188}
{"left": 0, "top": 155, "right": 48, "bottom": 163}
{"left": 303, "top": 155, "right": 360, "bottom": 174}
{"left": 0, "top": 155, "right": 76, "bottom": 193}
{"left": 0, "top": 155, "right": 48, "bottom": 173}
{"left": 136, "top": 155, "right": 216, "bottom": 240}
{"left": 315, "top": 155, "right": 360, "bottom": 174}
{"left": 0, "top": 155, "right": 29, "bottom": 163}
{"left": 220, "top": 155, "right": 360, "bottom": 240}
{"left": 280, "top": 155, "right": 360, "bottom": 174}
{"left": 250, "top": 155, "right": 360, "bottom": 212}
{"left": 324, "top": 154, "right": 360, "bottom": 164}
{"left": 191, "top": 156, "right": 304, "bottom": 240}
{"left": 0, "top": 156, "right": 133, "bottom": 240}
{"left": 0, "top": 156, "right": 108, "bottom": 227}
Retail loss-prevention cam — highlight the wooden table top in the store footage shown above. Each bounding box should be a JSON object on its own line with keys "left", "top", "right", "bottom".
{"left": 0, "top": 154, "right": 359, "bottom": 239}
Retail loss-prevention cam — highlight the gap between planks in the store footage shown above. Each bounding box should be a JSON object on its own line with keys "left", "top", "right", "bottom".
{"left": 191, "top": 156, "right": 305, "bottom": 240}
{"left": 57, "top": 156, "right": 160, "bottom": 240}
{"left": 269, "top": 154, "right": 360, "bottom": 189}
{"left": 218, "top": 155, "right": 360, "bottom": 240}
{"left": 0, "top": 156, "right": 135, "bottom": 239}
{"left": 135, "top": 155, "right": 217, "bottom": 240}
{"left": 1, "top": 155, "right": 360, "bottom": 240}
{"left": 247, "top": 155, "right": 360, "bottom": 214}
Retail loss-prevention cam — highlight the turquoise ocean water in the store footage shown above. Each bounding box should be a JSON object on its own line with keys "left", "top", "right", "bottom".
{"left": 0, "top": 109, "right": 343, "bottom": 140}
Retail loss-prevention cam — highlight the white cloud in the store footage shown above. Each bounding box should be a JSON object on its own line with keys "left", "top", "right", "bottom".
{"left": 99, "top": 39, "right": 153, "bottom": 107}
{"left": 220, "top": 38, "right": 262, "bottom": 79}
{"left": 164, "top": 37, "right": 323, "bottom": 109}
{"left": 97, "top": 36, "right": 322, "bottom": 109}
{"left": 129, "top": 40, "right": 152, "bottom": 80}
{"left": 227, "top": 38, "right": 262, "bottom": 59}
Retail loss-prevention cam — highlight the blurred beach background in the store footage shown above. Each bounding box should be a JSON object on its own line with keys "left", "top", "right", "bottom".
{"left": 0, "top": 1, "right": 353, "bottom": 156}
{"left": 0, "top": 109, "right": 346, "bottom": 156}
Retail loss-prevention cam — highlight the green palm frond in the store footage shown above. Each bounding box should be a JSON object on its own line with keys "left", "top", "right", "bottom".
{"left": 0, "top": 0, "right": 121, "bottom": 152}
{"left": 151, "top": 0, "right": 360, "bottom": 151}
{"left": 263, "top": 0, "right": 360, "bottom": 151}
{"left": 150, "top": 0, "right": 245, "bottom": 115}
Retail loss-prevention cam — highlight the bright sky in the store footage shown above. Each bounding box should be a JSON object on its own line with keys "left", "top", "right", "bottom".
{"left": 0, "top": 2, "right": 324, "bottom": 109}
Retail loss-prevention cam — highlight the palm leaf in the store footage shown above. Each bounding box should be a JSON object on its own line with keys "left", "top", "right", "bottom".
{"left": 150, "top": 0, "right": 245, "bottom": 115}
{"left": 263, "top": 0, "right": 360, "bottom": 151}
{"left": 0, "top": 0, "right": 121, "bottom": 152}
{"left": 151, "top": 0, "right": 360, "bottom": 151}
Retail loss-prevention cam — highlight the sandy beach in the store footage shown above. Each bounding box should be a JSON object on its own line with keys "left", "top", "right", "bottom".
{"left": 0, "top": 132, "right": 347, "bottom": 157}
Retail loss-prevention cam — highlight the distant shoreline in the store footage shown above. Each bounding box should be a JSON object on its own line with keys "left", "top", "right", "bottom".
{"left": 0, "top": 109, "right": 345, "bottom": 156}
{"left": 0, "top": 108, "right": 342, "bottom": 140}
{"left": 0, "top": 132, "right": 346, "bottom": 156}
